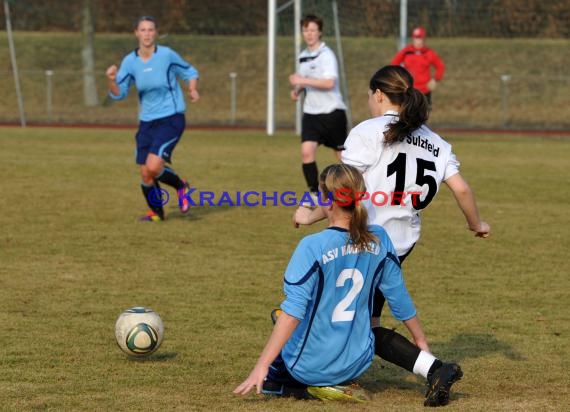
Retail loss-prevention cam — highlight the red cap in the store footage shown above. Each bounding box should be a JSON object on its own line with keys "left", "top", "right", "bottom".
{"left": 412, "top": 27, "right": 426, "bottom": 38}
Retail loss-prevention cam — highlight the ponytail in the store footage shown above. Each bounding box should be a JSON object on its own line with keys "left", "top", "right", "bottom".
{"left": 320, "top": 164, "right": 378, "bottom": 252}
{"left": 369, "top": 65, "right": 430, "bottom": 144}
{"left": 349, "top": 202, "right": 376, "bottom": 252}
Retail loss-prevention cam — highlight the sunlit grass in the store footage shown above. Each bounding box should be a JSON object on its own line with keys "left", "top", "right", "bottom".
{"left": 0, "top": 127, "right": 568, "bottom": 411}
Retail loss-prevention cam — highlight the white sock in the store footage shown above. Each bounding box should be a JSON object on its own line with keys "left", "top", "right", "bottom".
{"left": 412, "top": 351, "right": 437, "bottom": 378}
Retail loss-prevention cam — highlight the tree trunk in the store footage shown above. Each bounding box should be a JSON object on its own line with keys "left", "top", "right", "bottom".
{"left": 82, "top": 0, "right": 98, "bottom": 107}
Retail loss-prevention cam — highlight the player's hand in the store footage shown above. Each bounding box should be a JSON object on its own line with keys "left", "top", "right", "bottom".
{"left": 106, "top": 65, "right": 117, "bottom": 81}
{"left": 188, "top": 89, "right": 200, "bottom": 103}
{"left": 471, "top": 221, "right": 490, "bottom": 238}
{"left": 290, "top": 89, "right": 299, "bottom": 101}
{"left": 427, "top": 78, "right": 437, "bottom": 91}
{"left": 293, "top": 206, "right": 314, "bottom": 227}
{"left": 233, "top": 366, "right": 268, "bottom": 396}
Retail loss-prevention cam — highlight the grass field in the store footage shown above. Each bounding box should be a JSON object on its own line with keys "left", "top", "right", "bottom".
{"left": 0, "top": 127, "right": 569, "bottom": 411}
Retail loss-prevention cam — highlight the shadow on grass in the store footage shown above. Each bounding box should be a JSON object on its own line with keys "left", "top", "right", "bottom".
{"left": 360, "top": 360, "right": 422, "bottom": 395}
{"left": 165, "top": 204, "right": 235, "bottom": 221}
{"left": 126, "top": 351, "right": 178, "bottom": 362}
{"left": 431, "top": 332, "right": 525, "bottom": 362}
{"left": 361, "top": 332, "right": 522, "bottom": 401}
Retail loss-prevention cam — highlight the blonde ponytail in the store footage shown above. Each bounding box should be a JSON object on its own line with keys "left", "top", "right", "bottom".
{"left": 320, "top": 164, "right": 378, "bottom": 252}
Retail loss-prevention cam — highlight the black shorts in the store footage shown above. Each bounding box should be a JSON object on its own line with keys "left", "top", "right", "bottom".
{"left": 301, "top": 109, "right": 347, "bottom": 151}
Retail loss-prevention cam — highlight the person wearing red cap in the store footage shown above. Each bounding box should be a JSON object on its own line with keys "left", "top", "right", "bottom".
{"left": 391, "top": 27, "right": 445, "bottom": 105}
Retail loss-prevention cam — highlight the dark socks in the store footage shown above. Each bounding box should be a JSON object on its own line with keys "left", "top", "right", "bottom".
{"left": 302, "top": 162, "right": 319, "bottom": 193}
{"left": 427, "top": 359, "right": 444, "bottom": 378}
{"left": 157, "top": 167, "right": 185, "bottom": 190}
{"left": 141, "top": 181, "right": 164, "bottom": 218}
{"left": 373, "top": 327, "right": 421, "bottom": 372}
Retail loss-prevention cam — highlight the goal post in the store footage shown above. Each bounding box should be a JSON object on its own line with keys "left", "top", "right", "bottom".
{"left": 267, "top": 0, "right": 352, "bottom": 136}
{"left": 267, "top": 0, "right": 276, "bottom": 135}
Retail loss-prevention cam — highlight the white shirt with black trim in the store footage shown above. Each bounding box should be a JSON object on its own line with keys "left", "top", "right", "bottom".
{"left": 342, "top": 111, "right": 460, "bottom": 256}
{"left": 298, "top": 42, "right": 347, "bottom": 115}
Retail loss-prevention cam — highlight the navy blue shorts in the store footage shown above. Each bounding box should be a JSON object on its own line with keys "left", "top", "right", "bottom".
{"left": 266, "top": 353, "right": 306, "bottom": 388}
{"left": 135, "top": 113, "right": 186, "bottom": 165}
{"left": 301, "top": 109, "right": 347, "bottom": 151}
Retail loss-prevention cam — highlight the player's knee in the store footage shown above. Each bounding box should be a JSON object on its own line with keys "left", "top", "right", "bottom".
{"left": 146, "top": 165, "right": 162, "bottom": 179}
{"left": 301, "top": 150, "right": 316, "bottom": 163}
{"left": 141, "top": 175, "right": 154, "bottom": 185}
{"left": 140, "top": 168, "right": 156, "bottom": 184}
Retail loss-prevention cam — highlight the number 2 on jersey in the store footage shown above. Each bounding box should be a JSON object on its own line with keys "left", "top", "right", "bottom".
{"left": 332, "top": 268, "right": 364, "bottom": 322}
{"left": 387, "top": 152, "right": 437, "bottom": 210}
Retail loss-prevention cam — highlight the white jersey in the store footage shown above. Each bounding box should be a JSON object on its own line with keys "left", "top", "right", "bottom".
{"left": 342, "top": 110, "right": 460, "bottom": 256}
{"left": 298, "top": 42, "right": 347, "bottom": 114}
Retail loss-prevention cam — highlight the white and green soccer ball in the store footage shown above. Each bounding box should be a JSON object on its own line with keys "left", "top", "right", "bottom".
{"left": 115, "top": 307, "right": 164, "bottom": 357}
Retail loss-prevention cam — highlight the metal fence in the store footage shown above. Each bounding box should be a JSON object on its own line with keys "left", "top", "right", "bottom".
{"left": 1, "top": 1, "right": 569, "bottom": 130}
{"left": 1, "top": 69, "right": 569, "bottom": 130}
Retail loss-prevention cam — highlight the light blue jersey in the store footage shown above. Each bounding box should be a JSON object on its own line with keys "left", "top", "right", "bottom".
{"left": 280, "top": 225, "right": 416, "bottom": 386}
{"left": 109, "top": 45, "right": 199, "bottom": 121}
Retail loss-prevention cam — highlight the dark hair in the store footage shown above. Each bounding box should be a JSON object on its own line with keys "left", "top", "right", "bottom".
{"left": 319, "top": 164, "right": 378, "bottom": 252}
{"left": 135, "top": 15, "right": 157, "bottom": 29}
{"left": 301, "top": 14, "right": 323, "bottom": 32}
{"left": 369, "top": 65, "right": 430, "bottom": 144}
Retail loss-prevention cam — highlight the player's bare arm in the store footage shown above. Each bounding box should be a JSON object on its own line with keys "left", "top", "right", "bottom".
{"left": 445, "top": 173, "right": 490, "bottom": 238}
{"left": 289, "top": 73, "right": 335, "bottom": 90}
{"left": 403, "top": 316, "right": 430, "bottom": 353}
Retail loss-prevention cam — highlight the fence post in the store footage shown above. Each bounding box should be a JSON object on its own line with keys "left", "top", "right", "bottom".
{"left": 500, "top": 74, "right": 511, "bottom": 128}
{"left": 46, "top": 70, "right": 54, "bottom": 122}
{"left": 229, "top": 72, "right": 237, "bottom": 125}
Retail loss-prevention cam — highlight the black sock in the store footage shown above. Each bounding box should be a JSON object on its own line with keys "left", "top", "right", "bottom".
{"left": 302, "top": 162, "right": 319, "bottom": 193}
{"left": 373, "top": 327, "right": 421, "bottom": 372}
{"left": 157, "top": 167, "right": 185, "bottom": 190}
{"left": 141, "top": 181, "right": 164, "bottom": 218}
{"left": 427, "top": 359, "right": 444, "bottom": 378}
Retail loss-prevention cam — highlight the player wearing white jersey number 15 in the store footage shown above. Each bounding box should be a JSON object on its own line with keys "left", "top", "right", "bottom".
{"left": 341, "top": 65, "right": 489, "bottom": 255}
{"left": 294, "top": 65, "right": 490, "bottom": 327}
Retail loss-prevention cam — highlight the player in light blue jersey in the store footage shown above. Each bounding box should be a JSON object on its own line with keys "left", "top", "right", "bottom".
{"left": 234, "top": 164, "right": 462, "bottom": 407}
{"left": 106, "top": 16, "right": 199, "bottom": 221}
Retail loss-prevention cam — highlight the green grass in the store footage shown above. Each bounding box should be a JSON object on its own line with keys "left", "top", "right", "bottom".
{"left": 0, "top": 33, "right": 569, "bottom": 128}
{"left": 0, "top": 127, "right": 569, "bottom": 411}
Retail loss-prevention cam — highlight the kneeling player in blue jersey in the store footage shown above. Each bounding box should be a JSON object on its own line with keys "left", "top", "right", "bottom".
{"left": 234, "top": 164, "right": 462, "bottom": 407}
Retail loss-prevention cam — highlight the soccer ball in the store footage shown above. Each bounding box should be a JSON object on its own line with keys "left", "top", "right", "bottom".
{"left": 115, "top": 307, "right": 164, "bottom": 357}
